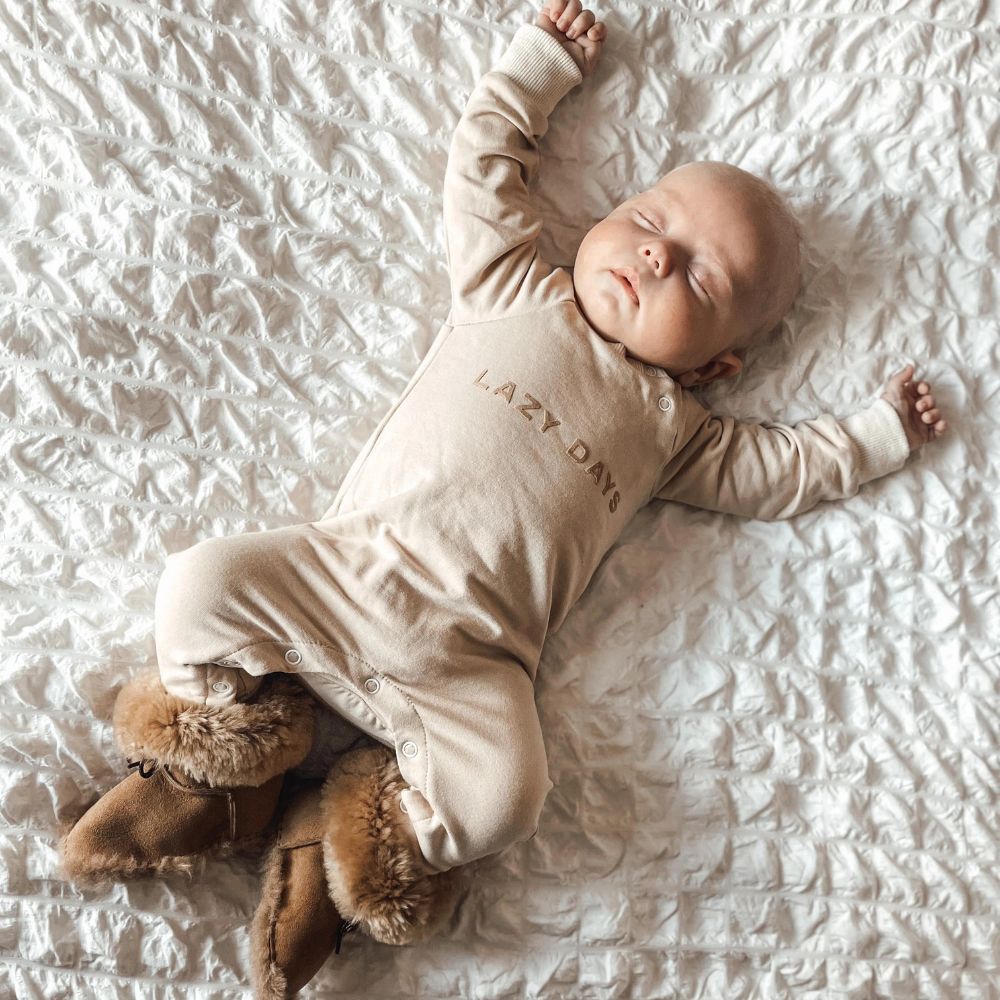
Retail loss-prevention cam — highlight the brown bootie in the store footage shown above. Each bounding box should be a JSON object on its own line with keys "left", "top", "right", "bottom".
{"left": 319, "top": 745, "right": 464, "bottom": 946}
{"left": 60, "top": 668, "right": 316, "bottom": 885}
{"left": 251, "top": 781, "right": 348, "bottom": 999}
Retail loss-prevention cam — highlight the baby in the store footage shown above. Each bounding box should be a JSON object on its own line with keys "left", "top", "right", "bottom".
{"left": 60, "top": 3, "right": 948, "bottom": 995}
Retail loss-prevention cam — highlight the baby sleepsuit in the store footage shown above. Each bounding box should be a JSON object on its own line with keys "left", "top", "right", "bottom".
{"left": 153, "top": 25, "right": 911, "bottom": 873}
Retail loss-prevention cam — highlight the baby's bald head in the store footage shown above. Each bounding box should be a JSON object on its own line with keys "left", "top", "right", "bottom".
{"left": 573, "top": 159, "right": 802, "bottom": 385}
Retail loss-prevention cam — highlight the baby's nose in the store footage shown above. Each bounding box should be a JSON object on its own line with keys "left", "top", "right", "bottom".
{"left": 644, "top": 245, "right": 672, "bottom": 275}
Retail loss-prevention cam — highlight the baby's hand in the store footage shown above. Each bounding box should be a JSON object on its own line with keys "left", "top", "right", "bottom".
{"left": 535, "top": 1, "right": 607, "bottom": 78}
{"left": 880, "top": 364, "right": 948, "bottom": 452}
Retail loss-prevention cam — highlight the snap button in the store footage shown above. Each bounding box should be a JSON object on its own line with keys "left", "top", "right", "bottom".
{"left": 364, "top": 677, "right": 380, "bottom": 694}
{"left": 284, "top": 649, "right": 302, "bottom": 665}
{"left": 645, "top": 364, "right": 657, "bottom": 376}
{"left": 400, "top": 741, "right": 418, "bottom": 759}
{"left": 658, "top": 395, "right": 672, "bottom": 411}
{"left": 211, "top": 680, "right": 233, "bottom": 695}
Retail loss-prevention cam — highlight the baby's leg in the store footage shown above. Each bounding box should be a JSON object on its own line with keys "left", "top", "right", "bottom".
{"left": 153, "top": 536, "right": 270, "bottom": 711}
{"left": 150, "top": 525, "right": 392, "bottom": 780}
{"left": 319, "top": 666, "right": 553, "bottom": 946}
{"left": 61, "top": 526, "right": 325, "bottom": 884}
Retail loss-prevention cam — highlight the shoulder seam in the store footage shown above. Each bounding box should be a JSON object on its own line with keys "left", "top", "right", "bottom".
{"left": 448, "top": 297, "right": 579, "bottom": 330}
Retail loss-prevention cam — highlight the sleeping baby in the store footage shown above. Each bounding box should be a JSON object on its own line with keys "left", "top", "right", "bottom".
{"left": 60, "top": 3, "right": 948, "bottom": 996}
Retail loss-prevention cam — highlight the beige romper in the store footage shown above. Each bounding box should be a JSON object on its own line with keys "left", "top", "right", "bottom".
{"left": 153, "top": 25, "right": 911, "bottom": 873}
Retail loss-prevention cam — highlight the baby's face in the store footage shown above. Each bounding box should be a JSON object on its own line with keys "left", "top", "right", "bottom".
{"left": 572, "top": 162, "right": 773, "bottom": 382}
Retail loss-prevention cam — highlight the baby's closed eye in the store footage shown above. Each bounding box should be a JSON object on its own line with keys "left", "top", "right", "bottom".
{"left": 633, "top": 211, "right": 709, "bottom": 299}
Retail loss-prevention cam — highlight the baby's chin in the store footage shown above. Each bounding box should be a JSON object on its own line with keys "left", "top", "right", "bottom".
{"left": 573, "top": 280, "right": 693, "bottom": 371}
{"left": 572, "top": 285, "right": 609, "bottom": 336}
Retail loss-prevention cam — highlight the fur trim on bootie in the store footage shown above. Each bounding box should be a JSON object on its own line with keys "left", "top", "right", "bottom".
{"left": 320, "top": 746, "right": 462, "bottom": 946}
{"left": 113, "top": 668, "right": 316, "bottom": 788}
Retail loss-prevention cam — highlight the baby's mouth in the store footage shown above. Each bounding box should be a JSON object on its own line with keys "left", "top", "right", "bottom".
{"left": 610, "top": 268, "right": 639, "bottom": 306}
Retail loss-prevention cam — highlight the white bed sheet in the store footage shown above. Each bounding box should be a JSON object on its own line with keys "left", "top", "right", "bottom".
{"left": 1, "top": 0, "right": 996, "bottom": 996}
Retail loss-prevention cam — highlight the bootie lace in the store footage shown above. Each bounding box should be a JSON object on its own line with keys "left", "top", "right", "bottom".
{"left": 126, "top": 757, "right": 158, "bottom": 779}
{"left": 334, "top": 918, "right": 358, "bottom": 954}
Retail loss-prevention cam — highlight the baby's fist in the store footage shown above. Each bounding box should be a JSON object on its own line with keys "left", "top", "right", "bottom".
{"left": 536, "top": 1, "right": 607, "bottom": 78}
{"left": 880, "top": 364, "right": 948, "bottom": 452}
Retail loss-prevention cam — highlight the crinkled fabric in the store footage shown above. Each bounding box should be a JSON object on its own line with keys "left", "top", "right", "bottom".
{"left": 0, "top": 0, "right": 993, "bottom": 997}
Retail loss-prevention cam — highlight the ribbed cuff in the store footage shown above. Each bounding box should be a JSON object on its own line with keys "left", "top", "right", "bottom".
{"left": 497, "top": 24, "right": 583, "bottom": 116}
{"left": 841, "top": 397, "right": 911, "bottom": 485}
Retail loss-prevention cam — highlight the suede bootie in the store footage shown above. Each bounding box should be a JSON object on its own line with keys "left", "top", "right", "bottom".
{"left": 319, "top": 745, "right": 464, "bottom": 946}
{"left": 60, "top": 668, "right": 316, "bottom": 885}
{"left": 250, "top": 781, "right": 349, "bottom": 999}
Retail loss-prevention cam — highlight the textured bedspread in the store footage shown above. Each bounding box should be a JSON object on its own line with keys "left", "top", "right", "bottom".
{"left": 1, "top": 0, "right": 996, "bottom": 997}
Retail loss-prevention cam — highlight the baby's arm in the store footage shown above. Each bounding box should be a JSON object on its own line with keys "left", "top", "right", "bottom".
{"left": 441, "top": 4, "right": 605, "bottom": 325}
{"left": 651, "top": 366, "right": 948, "bottom": 521}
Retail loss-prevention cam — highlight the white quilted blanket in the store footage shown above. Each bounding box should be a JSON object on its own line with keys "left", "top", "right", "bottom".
{"left": 1, "top": 0, "right": 994, "bottom": 997}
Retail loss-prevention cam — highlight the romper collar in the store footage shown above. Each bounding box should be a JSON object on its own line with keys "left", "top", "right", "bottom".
{"left": 608, "top": 339, "right": 673, "bottom": 380}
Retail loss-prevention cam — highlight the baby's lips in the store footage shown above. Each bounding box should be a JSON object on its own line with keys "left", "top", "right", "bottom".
{"left": 610, "top": 267, "right": 640, "bottom": 305}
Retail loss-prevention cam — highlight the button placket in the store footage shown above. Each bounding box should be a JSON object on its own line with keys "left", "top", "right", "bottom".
{"left": 307, "top": 655, "right": 428, "bottom": 789}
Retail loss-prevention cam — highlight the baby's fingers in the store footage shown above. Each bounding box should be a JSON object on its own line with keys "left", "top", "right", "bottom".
{"left": 890, "top": 363, "right": 915, "bottom": 388}
{"left": 549, "top": 0, "right": 581, "bottom": 30}
{"left": 565, "top": 10, "right": 594, "bottom": 38}
{"left": 924, "top": 411, "right": 947, "bottom": 436}
{"left": 911, "top": 378, "right": 948, "bottom": 437}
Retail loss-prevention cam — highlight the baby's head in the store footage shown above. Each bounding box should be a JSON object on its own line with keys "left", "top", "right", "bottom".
{"left": 572, "top": 161, "right": 802, "bottom": 388}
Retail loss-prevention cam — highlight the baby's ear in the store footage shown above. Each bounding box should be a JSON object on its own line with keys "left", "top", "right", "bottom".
{"left": 712, "top": 350, "right": 744, "bottom": 382}
{"left": 684, "top": 351, "right": 743, "bottom": 388}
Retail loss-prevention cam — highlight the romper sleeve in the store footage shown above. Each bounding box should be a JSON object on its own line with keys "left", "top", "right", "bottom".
{"left": 442, "top": 24, "right": 582, "bottom": 325}
{"left": 650, "top": 394, "right": 911, "bottom": 521}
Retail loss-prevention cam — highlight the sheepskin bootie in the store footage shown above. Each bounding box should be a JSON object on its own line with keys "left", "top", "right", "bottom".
{"left": 60, "top": 668, "right": 316, "bottom": 885}
{"left": 250, "top": 781, "right": 347, "bottom": 999}
{"left": 319, "top": 745, "right": 463, "bottom": 946}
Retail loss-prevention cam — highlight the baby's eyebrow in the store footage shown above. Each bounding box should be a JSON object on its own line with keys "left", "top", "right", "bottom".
{"left": 647, "top": 189, "right": 735, "bottom": 302}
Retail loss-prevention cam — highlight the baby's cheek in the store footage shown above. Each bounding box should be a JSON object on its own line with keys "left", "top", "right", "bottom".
{"left": 575, "top": 281, "right": 616, "bottom": 335}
